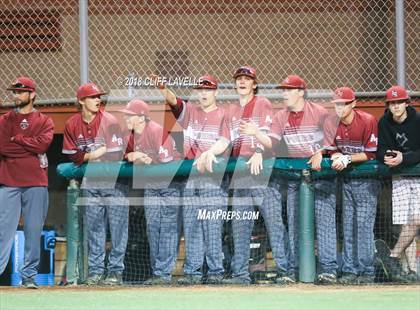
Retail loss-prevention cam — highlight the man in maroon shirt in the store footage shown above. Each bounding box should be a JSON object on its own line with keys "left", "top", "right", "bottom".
{"left": 0, "top": 77, "right": 54, "bottom": 289}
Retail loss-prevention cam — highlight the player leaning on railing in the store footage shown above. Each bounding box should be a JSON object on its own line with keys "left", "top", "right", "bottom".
{"left": 324, "top": 87, "right": 379, "bottom": 285}
{"left": 250, "top": 75, "right": 338, "bottom": 284}
{"left": 197, "top": 66, "right": 288, "bottom": 285}
{"left": 376, "top": 85, "right": 420, "bottom": 282}
{"left": 152, "top": 74, "right": 227, "bottom": 285}
{"left": 120, "top": 99, "right": 182, "bottom": 286}
{"left": 62, "top": 83, "right": 129, "bottom": 286}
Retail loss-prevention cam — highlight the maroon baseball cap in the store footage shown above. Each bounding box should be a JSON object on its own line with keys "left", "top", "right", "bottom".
{"left": 233, "top": 66, "right": 257, "bottom": 80}
{"left": 120, "top": 99, "right": 150, "bottom": 117}
{"left": 385, "top": 85, "right": 409, "bottom": 102}
{"left": 277, "top": 75, "right": 306, "bottom": 89}
{"left": 77, "top": 83, "right": 107, "bottom": 101}
{"left": 331, "top": 87, "right": 356, "bottom": 103}
{"left": 7, "top": 76, "right": 36, "bottom": 92}
{"left": 194, "top": 75, "right": 218, "bottom": 90}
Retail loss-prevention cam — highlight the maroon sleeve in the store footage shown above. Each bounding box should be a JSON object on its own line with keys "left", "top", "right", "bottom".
{"left": 362, "top": 115, "right": 378, "bottom": 160}
{"left": 124, "top": 132, "right": 135, "bottom": 160}
{"left": 12, "top": 116, "right": 54, "bottom": 154}
{"left": 322, "top": 116, "right": 338, "bottom": 155}
{"left": 268, "top": 110, "right": 286, "bottom": 142}
{"left": 170, "top": 98, "right": 185, "bottom": 119}
{"left": 62, "top": 120, "right": 86, "bottom": 166}
{"left": 220, "top": 107, "right": 232, "bottom": 144}
{"left": 0, "top": 116, "right": 32, "bottom": 158}
{"left": 258, "top": 98, "right": 273, "bottom": 131}
{"left": 100, "top": 114, "right": 124, "bottom": 161}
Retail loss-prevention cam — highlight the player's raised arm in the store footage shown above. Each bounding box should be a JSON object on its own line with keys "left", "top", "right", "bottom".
{"left": 150, "top": 74, "right": 177, "bottom": 107}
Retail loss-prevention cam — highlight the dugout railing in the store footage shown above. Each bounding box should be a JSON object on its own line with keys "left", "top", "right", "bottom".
{"left": 57, "top": 158, "right": 420, "bottom": 285}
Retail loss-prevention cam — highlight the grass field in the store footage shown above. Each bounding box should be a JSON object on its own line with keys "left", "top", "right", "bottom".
{"left": 1, "top": 285, "right": 419, "bottom": 310}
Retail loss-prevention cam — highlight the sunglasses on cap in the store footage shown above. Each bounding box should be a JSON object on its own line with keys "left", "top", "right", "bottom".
{"left": 199, "top": 79, "right": 217, "bottom": 87}
{"left": 234, "top": 67, "right": 256, "bottom": 78}
{"left": 11, "top": 83, "right": 33, "bottom": 90}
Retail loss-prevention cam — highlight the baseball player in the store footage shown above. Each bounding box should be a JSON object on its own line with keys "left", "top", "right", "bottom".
{"left": 197, "top": 66, "right": 289, "bottom": 285}
{"left": 376, "top": 85, "right": 420, "bottom": 282}
{"left": 154, "top": 74, "right": 227, "bottom": 285}
{"left": 0, "top": 77, "right": 54, "bottom": 289}
{"left": 324, "top": 87, "right": 379, "bottom": 284}
{"left": 62, "top": 83, "right": 129, "bottom": 286}
{"left": 250, "top": 75, "right": 337, "bottom": 284}
{"left": 120, "top": 99, "right": 182, "bottom": 285}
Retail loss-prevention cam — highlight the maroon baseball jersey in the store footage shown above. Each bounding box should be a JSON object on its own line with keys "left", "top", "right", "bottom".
{"left": 171, "top": 98, "right": 225, "bottom": 159}
{"left": 268, "top": 101, "right": 329, "bottom": 157}
{"left": 0, "top": 109, "right": 54, "bottom": 187}
{"left": 125, "top": 120, "right": 180, "bottom": 164}
{"left": 324, "top": 109, "right": 378, "bottom": 160}
{"left": 220, "top": 96, "right": 273, "bottom": 158}
{"left": 62, "top": 109, "right": 124, "bottom": 166}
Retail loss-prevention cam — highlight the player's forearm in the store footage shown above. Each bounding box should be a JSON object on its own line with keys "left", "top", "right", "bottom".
{"left": 208, "top": 139, "right": 229, "bottom": 156}
{"left": 349, "top": 152, "right": 368, "bottom": 163}
{"left": 254, "top": 130, "right": 272, "bottom": 149}
{"left": 159, "top": 86, "right": 177, "bottom": 107}
{"left": 84, "top": 146, "right": 107, "bottom": 161}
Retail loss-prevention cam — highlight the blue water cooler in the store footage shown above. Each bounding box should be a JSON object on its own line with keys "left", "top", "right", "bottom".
{"left": 10, "top": 230, "right": 55, "bottom": 286}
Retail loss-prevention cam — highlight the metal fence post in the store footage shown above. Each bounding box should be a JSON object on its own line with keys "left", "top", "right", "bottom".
{"left": 79, "top": 0, "right": 89, "bottom": 85}
{"left": 66, "top": 179, "right": 80, "bottom": 284}
{"left": 395, "top": 0, "right": 406, "bottom": 87}
{"left": 298, "top": 169, "right": 316, "bottom": 283}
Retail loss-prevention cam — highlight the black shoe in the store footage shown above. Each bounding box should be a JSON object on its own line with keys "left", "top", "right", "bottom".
{"left": 221, "top": 277, "right": 250, "bottom": 285}
{"left": 205, "top": 275, "right": 223, "bottom": 285}
{"left": 177, "top": 275, "right": 202, "bottom": 285}
{"left": 85, "top": 274, "right": 104, "bottom": 286}
{"left": 357, "top": 274, "right": 375, "bottom": 285}
{"left": 22, "top": 278, "right": 38, "bottom": 289}
{"left": 143, "top": 276, "right": 172, "bottom": 285}
{"left": 275, "top": 273, "right": 297, "bottom": 285}
{"left": 317, "top": 273, "right": 337, "bottom": 285}
{"left": 102, "top": 272, "right": 123, "bottom": 286}
{"left": 338, "top": 273, "right": 358, "bottom": 284}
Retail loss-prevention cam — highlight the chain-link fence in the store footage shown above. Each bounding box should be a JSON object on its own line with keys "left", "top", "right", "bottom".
{"left": 405, "top": 0, "right": 420, "bottom": 91}
{"left": 0, "top": 0, "right": 418, "bottom": 103}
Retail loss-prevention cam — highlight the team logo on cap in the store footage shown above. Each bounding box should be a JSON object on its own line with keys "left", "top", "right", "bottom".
{"left": 20, "top": 119, "right": 29, "bottom": 130}
{"left": 391, "top": 90, "right": 398, "bottom": 97}
{"left": 335, "top": 90, "right": 344, "bottom": 98}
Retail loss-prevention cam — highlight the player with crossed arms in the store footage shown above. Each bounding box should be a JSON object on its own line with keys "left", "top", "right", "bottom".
{"left": 0, "top": 76, "right": 54, "bottom": 289}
